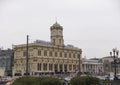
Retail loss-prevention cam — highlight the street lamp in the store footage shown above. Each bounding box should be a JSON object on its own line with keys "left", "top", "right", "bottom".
{"left": 110, "top": 48, "right": 119, "bottom": 80}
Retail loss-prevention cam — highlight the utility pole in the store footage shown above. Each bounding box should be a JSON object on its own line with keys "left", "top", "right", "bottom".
{"left": 26, "top": 35, "right": 29, "bottom": 76}
{"left": 78, "top": 54, "right": 80, "bottom": 75}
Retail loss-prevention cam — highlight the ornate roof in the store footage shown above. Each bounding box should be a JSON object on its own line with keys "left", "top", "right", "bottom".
{"left": 52, "top": 21, "right": 61, "bottom": 27}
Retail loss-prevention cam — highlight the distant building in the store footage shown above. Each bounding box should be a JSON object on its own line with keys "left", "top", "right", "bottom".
{"left": 100, "top": 56, "right": 113, "bottom": 74}
{"left": 0, "top": 49, "right": 14, "bottom": 76}
{"left": 0, "top": 67, "right": 5, "bottom": 77}
{"left": 82, "top": 58, "right": 104, "bottom": 75}
{"left": 111, "top": 58, "right": 120, "bottom": 74}
{"left": 101, "top": 56, "right": 120, "bottom": 74}
{"left": 13, "top": 22, "right": 82, "bottom": 76}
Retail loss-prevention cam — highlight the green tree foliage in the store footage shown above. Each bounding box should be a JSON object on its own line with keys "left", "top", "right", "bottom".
{"left": 12, "top": 77, "right": 63, "bottom": 85}
{"left": 70, "top": 76, "right": 100, "bottom": 85}
{"left": 40, "top": 77, "right": 62, "bottom": 85}
{"left": 12, "top": 77, "right": 40, "bottom": 85}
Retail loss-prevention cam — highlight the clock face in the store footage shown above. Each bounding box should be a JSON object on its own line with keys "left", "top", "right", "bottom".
{"left": 52, "top": 30, "right": 62, "bottom": 36}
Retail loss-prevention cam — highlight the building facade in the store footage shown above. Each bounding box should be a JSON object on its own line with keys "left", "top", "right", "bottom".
{"left": 101, "top": 56, "right": 120, "bottom": 74}
{"left": 13, "top": 22, "right": 82, "bottom": 76}
{"left": 82, "top": 58, "right": 104, "bottom": 75}
{"left": 100, "top": 56, "right": 113, "bottom": 74}
{"left": 0, "top": 49, "right": 14, "bottom": 76}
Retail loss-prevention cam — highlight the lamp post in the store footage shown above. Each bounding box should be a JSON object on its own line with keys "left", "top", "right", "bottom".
{"left": 78, "top": 54, "right": 81, "bottom": 76}
{"left": 110, "top": 48, "right": 119, "bottom": 80}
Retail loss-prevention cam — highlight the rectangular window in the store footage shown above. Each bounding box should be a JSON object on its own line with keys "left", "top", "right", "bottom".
{"left": 51, "top": 64, "right": 52, "bottom": 70}
{"left": 44, "top": 51, "right": 47, "bottom": 56}
{"left": 59, "top": 39, "right": 61, "bottom": 44}
{"left": 49, "top": 64, "right": 53, "bottom": 71}
{"left": 64, "top": 53, "right": 67, "bottom": 58}
{"left": 49, "top": 64, "right": 51, "bottom": 70}
{"left": 73, "top": 54, "right": 75, "bottom": 58}
{"left": 69, "top": 64, "right": 72, "bottom": 70}
{"left": 69, "top": 53, "right": 71, "bottom": 58}
{"left": 60, "top": 52, "right": 62, "bottom": 57}
{"left": 77, "top": 54, "right": 80, "bottom": 58}
{"left": 55, "top": 52, "right": 57, "bottom": 57}
{"left": 39, "top": 63, "right": 41, "bottom": 70}
{"left": 73, "top": 65, "right": 76, "bottom": 70}
{"left": 23, "top": 51, "right": 26, "bottom": 57}
{"left": 37, "top": 63, "right": 39, "bottom": 71}
{"left": 38, "top": 50, "right": 41, "bottom": 56}
{"left": 53, "top": 39, "right": 55, "bottom": 44}
{"left": 45, "top": 64, "right": 47, "bottom": 70}
{"left": 49, "top": 51, "right": 52, "bottom": 56}
{"left": 43, "top": 63, "right": 47, "bottom": 71}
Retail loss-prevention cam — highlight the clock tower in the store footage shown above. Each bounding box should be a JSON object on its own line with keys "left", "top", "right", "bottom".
{"left": 50, "top": 22, "right": 64, "bottom": 46}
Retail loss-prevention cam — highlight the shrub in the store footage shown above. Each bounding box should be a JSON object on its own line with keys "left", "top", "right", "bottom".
{"left": 70, "top": 76, "right": 100, "bottom": 85}
{"left": 12, "top": 77, "right": 40, "bottom": 85}
{"left": 12, "top": 77, "right": 63, "bottom": 85}
{"left": 40, "top": 77, "right": 62, "bottom": 85}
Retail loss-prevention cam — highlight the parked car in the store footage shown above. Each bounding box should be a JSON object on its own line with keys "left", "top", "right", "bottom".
{"left": 14, "top": 73, "right": 22, "bottom": 76}
{"left": 117, "top": 74, "right": 120, "bottom": 79}
{"left": 64, "top": 76, "right": 72, "bottom": 81}
{"left": 105, "top": 73, "right": 114, "bottom": 80}
{"left": 109, "top": 76, "right": 114, "bottom": 80}
{"left": 96, "top": 76, "right": 106, "bottom": 80}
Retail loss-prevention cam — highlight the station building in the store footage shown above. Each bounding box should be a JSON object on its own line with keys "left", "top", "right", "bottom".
{"left": 13, "top": 22, "right": 82, "bottom": 76}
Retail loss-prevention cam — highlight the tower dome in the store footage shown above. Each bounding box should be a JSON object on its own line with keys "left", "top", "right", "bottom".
{"left": 52, "top": 21, "right": 62, "bottom": 27}
{"left": 51, "top": 21, "right": 63, "bottom": 30}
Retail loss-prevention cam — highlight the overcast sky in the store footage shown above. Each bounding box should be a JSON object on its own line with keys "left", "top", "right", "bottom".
{"left": 0, "top": 0, "right": 120, "bottom": 58}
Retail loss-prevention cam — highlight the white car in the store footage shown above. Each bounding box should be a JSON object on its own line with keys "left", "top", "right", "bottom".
{"left": 117, "top": 74, "right": 120, "bottom": 79}
{"left": 96, "top": 76, "right": 106, "bottom": 80}
{"left": 64, "top": 77, "right": 72, "bottom": 81}
{"left": 109, "top": 76, "right": 114, "bottom": 80}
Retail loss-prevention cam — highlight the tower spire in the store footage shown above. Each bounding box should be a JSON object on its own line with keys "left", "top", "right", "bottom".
{"left": 55, "top": 17, "right": 57, "bottom": 24}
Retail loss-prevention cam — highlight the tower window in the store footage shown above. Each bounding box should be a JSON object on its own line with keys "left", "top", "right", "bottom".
{"left": 59, "top": 39, "right": 61, "bottom": 44}
{"left": 53, "top": 39, "right": 55, "bottom": 44}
